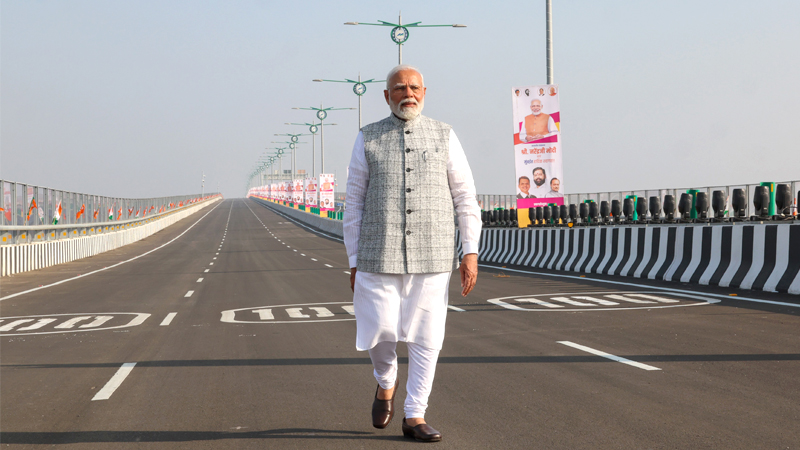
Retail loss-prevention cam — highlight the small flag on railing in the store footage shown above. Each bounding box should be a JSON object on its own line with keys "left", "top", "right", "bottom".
{"left": 26, "top": 198, "right": 38, "bottom": 221}
{"left": 76, "top": 204, "right": 86, "bottom": 220}
{"left": 93, "top": 209, "right": 99, "bottom": 219}
{"left": 135, "top": 209, "right": 140, "bottom": 217}
{"left": 52, "top": 201, "right": 62, "bottom": 225}
{"left": 128, "top": 208, "right": 134, "bottom": 217}
{"left": 0, "top": 207, "right": 9, "bottom": 222}
{"left": 117, "top": 208, "right": 122, "bottom": 220}
{"left": 108, "top": 208, "right": 114, "bottom": 220}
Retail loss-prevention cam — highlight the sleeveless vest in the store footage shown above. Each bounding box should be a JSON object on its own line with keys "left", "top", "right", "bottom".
{"left": 524, "top": 113, "right": 551, "bottom": 137}
{"left": 357, "top": 114, "right": 457, "bottom": 274}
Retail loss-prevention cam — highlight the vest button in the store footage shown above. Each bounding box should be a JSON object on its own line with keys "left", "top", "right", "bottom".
{"left": 405, "top": 148, "right": 411, "bottom": 153}
{"left": 406, "top": 230, "right": 412, "bottom": 235}
{"left": 405, "top": 130, "right": 411, "bottom": 134}
{"left": 406, "top": 188, "right": 411, "bottom": 193}
{"left": 406, "top": 209, "right": 412, "bottom": 214}
{"left": 406, "top": 168, "right": 412, "bottom": 172}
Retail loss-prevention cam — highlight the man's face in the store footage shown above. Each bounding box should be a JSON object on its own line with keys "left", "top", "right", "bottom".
{"left": 384, "top": 69, "right": 426, "bottom": 120}
{"left": 533, "top": 169, "right": 546, "bottom": 186}
{"left": 518, "top": 178, "right": 530, "bottom": 194}
{"left": 550, "top": 179, "right": 560, "bottom": 192}
{"left": 515, "top": 90, "right": 520, "bottom": 96}
{"left": 530, "top": 100, "right": 543, "bottom": 114}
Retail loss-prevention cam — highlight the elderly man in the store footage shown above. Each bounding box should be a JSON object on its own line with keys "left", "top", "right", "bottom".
{"left": 344, "top": 64, "right": 481, "bottom": 442}
{"left": 519, "top": 99, "right": 558, "bottom": 143}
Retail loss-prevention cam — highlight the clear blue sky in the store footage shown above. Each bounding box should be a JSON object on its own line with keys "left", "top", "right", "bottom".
{"left": 2, "top": 0, "right": 798, "bottom": 199}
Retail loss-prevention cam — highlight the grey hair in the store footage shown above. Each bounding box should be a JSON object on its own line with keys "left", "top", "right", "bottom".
{"left": 385, "top": 65, "right": 424, "bottom": 90}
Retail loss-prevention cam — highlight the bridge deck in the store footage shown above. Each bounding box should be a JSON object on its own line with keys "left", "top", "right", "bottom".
{"left": 1, "top": 198, "right": 798, "bottom": 449}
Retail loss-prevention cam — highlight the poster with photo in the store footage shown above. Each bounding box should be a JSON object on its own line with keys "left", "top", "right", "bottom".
{"left": 293, "top": 179, "right": 304, "bottom": 204}
{"left": 319, "top": 174, "right": 334, "bottom": 211}
{"left": 305, "top": 177, "right": 318, "bottom": 207}
{"left": 512, "top": 84, "right": 564, "bottom": 208}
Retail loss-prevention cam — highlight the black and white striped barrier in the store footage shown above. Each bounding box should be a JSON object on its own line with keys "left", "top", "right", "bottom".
{"left": 458, "top": 223, "right": 799, "bottom": 295}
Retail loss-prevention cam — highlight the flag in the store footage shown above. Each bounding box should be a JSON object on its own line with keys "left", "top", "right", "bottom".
{"left": 108, "top": 208, "right": 114, "bottom": 220}
{"left": 26, "top": 198, "right": 38, "bottom": 221}
{"left": 93, "top": 209, "right": 99, "bottom": 220}
{"left": 117, "top": 208, "right": 122, "bottom": 220}
{"left": 149, "top": 206, "right": 154, "bottom": 211}
{"left": 0, "top": 207, "right": 9, "bottom": 222}
{"left": 128, "top": 207, "right": 134, "bottom": 217}
{"left": 52, "top": 201, "right": 62, "bottom": 224}
{"left": 76, "top": 204, "right": 86, "bottom": 220}
{"left": 135, "top": 209, "right": 140, "bottom": 217}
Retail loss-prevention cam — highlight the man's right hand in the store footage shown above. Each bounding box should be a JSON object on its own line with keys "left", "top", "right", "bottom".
{"left": 350, "top": 268, "right": 357, "bottom": 292}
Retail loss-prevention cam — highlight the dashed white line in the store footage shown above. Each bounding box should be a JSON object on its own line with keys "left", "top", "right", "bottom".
{"left": 213, "top": 257, "right": 217, "bottom": 260}
{"left": 185, "top": 291, "right": 194, "bottom": 297}
{"left": 197, "top": 278, "right": 204, "bottom": 282}
{"left": 301, "top": 254, "right": 306, "bottom": 257}
{"left": 92, "top": 363, "right": 137, "bottom": 401}
{"left": 557, "top": 341, "right": 661, "bottom": 371}
{"left": 293, "top": 249, "right": 297, "bottom": 252}
{"left": 447, "top": 305, "right": 466, "bottom": 312}
{"left": 209, "top": 262, "right": 214, "bottom": 265}
{"left": 204, "top": 269, "right": 209, "bottom": 273}
{"left": 344, "top": 271, "right": 351, "bottom": 275}
{"left": 324, "top": 264, "right": 333, "bottom": 268}
{"left": 160, "top": 313, "right": 177, "bottom": 326}
{"left": 310, "top": 258, "right": 317, "bottom": 262}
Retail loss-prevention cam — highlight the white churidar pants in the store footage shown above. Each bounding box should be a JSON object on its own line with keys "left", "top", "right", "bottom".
{"left": 368, "top": 341, "right": 440, "bottom": 419}
{"left": 354, "top": 270, "right": 452, "bottom": 419}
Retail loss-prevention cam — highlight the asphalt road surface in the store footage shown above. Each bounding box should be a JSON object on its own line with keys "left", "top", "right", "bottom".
{"left": 2, "top": 198, "right": 798, "bottom": 449}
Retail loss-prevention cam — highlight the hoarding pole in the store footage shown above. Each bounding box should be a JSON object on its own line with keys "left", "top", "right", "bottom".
{"left": 546, "top": 0, "right": 553, "bottom": 84}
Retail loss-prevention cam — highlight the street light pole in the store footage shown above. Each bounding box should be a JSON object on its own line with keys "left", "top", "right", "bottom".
{"left": 312, "top": 75, "right": 384, "bottom": 130}
{"left": 292, "top": 105, "right": 354, "bottom": 174}
{"left": 546, "top": 0, "right": 554, "bottom": 85}
{"left": 345, "top": 13, "right": 465, "bottom": 65}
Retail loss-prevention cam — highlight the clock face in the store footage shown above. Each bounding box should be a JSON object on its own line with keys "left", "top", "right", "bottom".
{"left": 353, "top": 82, "right": 367, "bottom": 96}
{"left": 309, "top": 125, "right": 319, "bottom": 134}
{"left": 390, "top": 26, "right": 409, "bottom": 44}
{"left": 290, "top": 135, "right": 299, "bottom": 143}
{"left": 316, "top": 110, "right": 327, "bottom": 120}
{"left": 289, "top": 143, "right": 295, "bottom": 150}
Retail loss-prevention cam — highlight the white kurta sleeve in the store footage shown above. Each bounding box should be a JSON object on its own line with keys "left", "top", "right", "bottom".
{"left": 447, "top": 129, "right": 482, "bottom": 255}
{"left": 343, "top": 132, "right": 368, "bottom": 268}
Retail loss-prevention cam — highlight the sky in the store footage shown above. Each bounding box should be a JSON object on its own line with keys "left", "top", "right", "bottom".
{"left": 2, "top": 0, "right": 799, "bottom": 200}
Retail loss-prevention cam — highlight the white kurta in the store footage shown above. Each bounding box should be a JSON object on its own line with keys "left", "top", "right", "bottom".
{"left": 344, "top": 126, "right": 481, "bottom": 351}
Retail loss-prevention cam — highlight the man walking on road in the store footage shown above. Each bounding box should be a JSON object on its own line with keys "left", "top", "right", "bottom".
{"left": 344, "top": 65, "right": 482, "bottom": 442}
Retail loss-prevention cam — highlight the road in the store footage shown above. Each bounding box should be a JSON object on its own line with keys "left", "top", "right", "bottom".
{"left": 1, "top": 198, "right": 798, "bottom": 449}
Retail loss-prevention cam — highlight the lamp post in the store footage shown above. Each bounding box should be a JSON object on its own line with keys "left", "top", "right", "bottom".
{"left": 345, "top": 13, "right": 465, "bottom": 64}
{"left": 291, "top": 103, "right": 355, "bottom": 173}
{"left": 312, "top": 75, "right": 385, "bottom": 129}
{"left": 273, "top": 135, "right": 310, "bottom": 181}
{"left": 285, "top": 122, "right": 336, "bottom": 180}
{"left": 265, "top": 148, "right": 287, "bottom": 184}
{"left": 546, "top": 0, "right": 554, "bottom": 85}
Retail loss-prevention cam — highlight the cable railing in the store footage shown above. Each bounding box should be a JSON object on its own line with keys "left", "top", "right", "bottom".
{"left": 1, "top": 179, "right": 219, "bottom": 228}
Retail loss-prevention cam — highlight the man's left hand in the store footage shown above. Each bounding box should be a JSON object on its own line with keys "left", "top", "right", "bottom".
{"left": 460, "top": 253, "right": 478, "bottom": 297}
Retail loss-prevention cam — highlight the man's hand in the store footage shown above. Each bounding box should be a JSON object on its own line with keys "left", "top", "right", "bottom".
{"left": 459, "top": 253, "right": 478, "bottom": 297}
{"left": 350, "top": 267, "right": 357, "bottom": 292}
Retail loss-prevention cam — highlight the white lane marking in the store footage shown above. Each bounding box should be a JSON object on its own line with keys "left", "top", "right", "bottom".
{"left": 213, "top": 257, "right": 217, "bottom": 260}
{"left": 0, "top": 319, "right": 35, "bottom": 331}
{"left": 604, "top": 294, "right": 655, "bottom": 304}
{"left": 204, "top": 269, "right": 209, "bottom": 273}
{"left": 324, "top": 264, "right": 333, "bottom": 268}
{"left": 308, "top": 307, "right": 334, "bottom": 318}
{"left": 571, "top": 296, "right": 620, "bottom": 306}
{"left": 447, "top": 305, "right": 466, "bottom": 312}
{"left": 342, "top": 305, "right": 355, "bottom": 315}
{"left": 160, "top": 313, "right": 177, "bottom": 326}
{"left": 0, "top": 201, "right": 222, "bottom": 301}
{"left": 627, "top": 293, "right": 679, "bottom": 303}
{"left": 301, "top": 254, "right": 306, "bottom": 257}
{"left": 252, "top": 309, "right": 274, "bottom": 320}
{"left": 16, "top": 318, "right": 58, "bottom": 331}
{"left": 54, "top": 316, "right": 92, "bottom": 329}
{"left": 344, "top": 271, "right": 351, "bottom": 275}
{"left": 209, "top": 262, "right": 214, "bottom": 265}
{"left": 216, "top": 253, "right": 219, "bottom": 255}
{"left": 293, "top": 249, "right": 297, "bottom": 252}
{"left": 310, "top": 258, "right": 317, "bottom": 261}
{"left": 517, "top": 298, "right": 564, "bottom": 308}
{"left": 285, "top": 308, "right": 310, "bottom": 319}
{"left": 478, "top": 263, "right": 800, "bottom": 308}
{"left": 550, "top": 297, "right": 597, "bottom": 307}
{"left": 558, "top": 341, "right": 661, "bottom": 371}
{"left": 185, "top": 291, "right": 194, "bottom": 297}
{"left": 79, "top": 316, "right": 114, "bottom": 328}
{"left": 197, "top": 278, "right": 204, "bottom": 282}
{"left": 92, "top": 362, "right": 137, "bottom": 401}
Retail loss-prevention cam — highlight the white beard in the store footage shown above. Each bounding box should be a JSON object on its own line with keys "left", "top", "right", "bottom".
{"left": 390, "top": 98, "right": 424, "bottom": 120}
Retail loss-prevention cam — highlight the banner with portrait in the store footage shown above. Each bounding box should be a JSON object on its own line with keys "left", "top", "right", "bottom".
{"left": 293, "top": 179, "right": 304, "bottom": 204}
{"left": 319, "top": 174, "right": 334, "bottom": 211}
{"left": 305, "top": 177, "right": 318, "bottom": 207}
{"left": 512, "top": 84, "right": 564, "bottom": 208}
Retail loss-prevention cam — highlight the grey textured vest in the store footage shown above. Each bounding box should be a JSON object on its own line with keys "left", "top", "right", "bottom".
{"left": 357, "top": 114, "right": 458, "bottom": 274}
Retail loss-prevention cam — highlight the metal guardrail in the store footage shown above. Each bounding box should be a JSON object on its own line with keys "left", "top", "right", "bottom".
{"left": 1, "top": 179, "right": 219, "bottom": 228}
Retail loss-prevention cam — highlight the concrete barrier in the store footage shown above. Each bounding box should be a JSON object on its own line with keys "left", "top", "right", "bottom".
{"left": 250, "top": 197, "right": 343, "bottom": 239}
{"left": 1, "top": 197, "right": 222, "bottom": 277}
